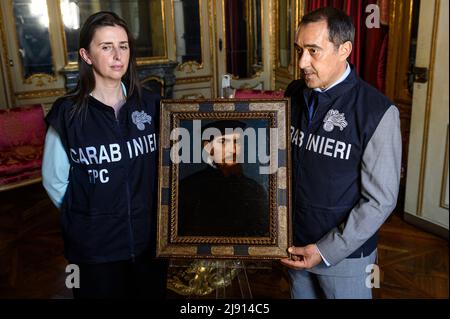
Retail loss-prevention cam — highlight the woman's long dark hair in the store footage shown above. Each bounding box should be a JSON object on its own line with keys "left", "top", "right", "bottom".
{"left": 68, "top": 11, "right": 141, "bottom": 116}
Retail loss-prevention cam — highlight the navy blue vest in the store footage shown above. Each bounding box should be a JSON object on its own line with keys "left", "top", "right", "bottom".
{"left": 285, "top": 67, "right": 392, "bottom": 258}
{"left": 46, "top": 89, "right": 160, "bottom": 263}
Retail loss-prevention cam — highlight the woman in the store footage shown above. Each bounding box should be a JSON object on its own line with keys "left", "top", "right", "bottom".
{"left": 42, "top": 11, "right": 166, "bottom": 299}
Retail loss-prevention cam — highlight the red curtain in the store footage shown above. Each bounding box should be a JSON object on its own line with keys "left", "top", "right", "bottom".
{"left": 225, "top": 0, "right": 248, "bottom": 78}
{"left": 305, "top": 0, "right": 389, "bottom": 92}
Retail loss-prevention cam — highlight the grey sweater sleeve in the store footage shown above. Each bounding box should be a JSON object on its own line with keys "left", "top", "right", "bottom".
{"left": 316, "top": 105, "right": 402, "bottom": 266}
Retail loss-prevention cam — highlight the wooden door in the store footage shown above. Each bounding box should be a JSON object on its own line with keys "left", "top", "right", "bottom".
{"left": 402, "top": 0, "right": 449, "bottom": 235}
{"left": 385, "top": 0, "right": 421, "bottom": 210}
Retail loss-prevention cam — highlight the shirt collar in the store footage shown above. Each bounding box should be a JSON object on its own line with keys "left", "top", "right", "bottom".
{"left": 121, "top": 81, "right": 127, "bottom": 97}
{"left": 89, "top": 81, "right": 127, "bottom": 97}
{"left": 313, "top": 62, "right": 351, "bottom": 93}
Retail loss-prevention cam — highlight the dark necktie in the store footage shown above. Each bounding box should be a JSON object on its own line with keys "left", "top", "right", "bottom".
{"left": 308, "top": 90, "right": 319, "bottom": 121}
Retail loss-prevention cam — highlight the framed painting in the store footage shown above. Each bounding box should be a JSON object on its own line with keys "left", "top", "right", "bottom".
{"left": 156, "top": 98, "right": 291, "bottom": 259}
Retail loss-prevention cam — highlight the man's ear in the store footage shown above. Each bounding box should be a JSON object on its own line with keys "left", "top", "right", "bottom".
{"left": 79, "top": 48, "right": 92, "bottom": 65}
{"left": 339, "top": 41, "right": 352, "bottom": 61}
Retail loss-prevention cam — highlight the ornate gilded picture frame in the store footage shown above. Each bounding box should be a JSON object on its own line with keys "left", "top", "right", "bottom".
{"left": 156, "top": 98, "right": 291, "bottom": 259}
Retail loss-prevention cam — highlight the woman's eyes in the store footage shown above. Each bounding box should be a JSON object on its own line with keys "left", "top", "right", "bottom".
{"left": 101, "top": 45, "right": 129, "bottom": 51}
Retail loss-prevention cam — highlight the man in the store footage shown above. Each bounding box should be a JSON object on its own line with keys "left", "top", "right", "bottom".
{"left": 281, "top": 7, "right": 401, "bottom": 299}
{"left": 178, "top": 120, "right": 269, "bottom": 237}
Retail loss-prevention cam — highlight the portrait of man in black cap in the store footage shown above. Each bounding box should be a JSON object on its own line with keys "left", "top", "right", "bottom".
{"left": 177, "top": 120, "right": 269, "bottom": 237}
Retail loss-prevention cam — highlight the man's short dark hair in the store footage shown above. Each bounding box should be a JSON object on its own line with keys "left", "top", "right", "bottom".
{"left": 300, "top": 7, "right": 355, "bottom": 48}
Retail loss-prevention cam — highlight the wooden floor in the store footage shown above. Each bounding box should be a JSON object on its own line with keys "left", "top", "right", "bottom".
{"left": 0, "top": 183, "right": 447, "bottom": 299}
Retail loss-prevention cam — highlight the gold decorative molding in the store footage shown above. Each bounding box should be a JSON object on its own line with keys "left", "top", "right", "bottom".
{"left": 23, "top": 73, "right": 57, "bottom": 87}
{"left": 220, "top": 0, "right": 226, "bottom": 75}
{"left": 175, "top": 75, "right": 212, "bottom": 84}
{"left": 142, "top": 75, "right": 164, "bottom": 85}
{"left": 385, "top": 0, "right": 398, "bottom": 100}
{"left": 207, "top": 0, "right": 216, "bottom": 96}
{"left": 61, "top": 63, "right": 78, "bottom": 72}
{"left": 0, "top": 3, "right": 13, "bottom": 107}
{"left": 269, "top": 0, "right": 276, "bottom": 88}
{"left": 136, "top": 57, "right": 171, "bottom": 65}
{"left": 440, "top": 125, "right": 449, "bottom": 209}
{"left": 57, "top": 0, "right": 70, "bottom": 67}
{"left": 198, "top": 0, "right": 205, "bottom": 69}
{"left": 246, "top": 0, "right": 253, "bottom": 74}
{"left": 385, "top": 0, "right": 414, "bottom": 102}
{"left": 170, "top": 0, "right": 178, "bottom": 64}
{"left": 417, "top": 0, "right": 440, "bottom": 215}
{"left": 160, "top": 0, "right": 169, "bottom": 60}
{"left": 15, "top": 88, "right": 66, "bottom": 100}
{"left": 167, "top": 259, "right": 240, "bottom": 296}
{"left": 0, "top": 176, "right": 42, "bottom": 192}
{"left": 212, "top": 0, "right": 222, "bottom": 97}
{"left": 401, "top": 0, "right": 414, "bottom": 101}
{"left": 295, "top": 0, "right": 305, "bottom": 80}
{"left": 177, "top": 60, "right": 204, "bottom": 73}
{"left": 169, "top": 0, "right": 176, "bottom": 62}
{"left": 261, "top": 0, "right": 266, "bottom": 78}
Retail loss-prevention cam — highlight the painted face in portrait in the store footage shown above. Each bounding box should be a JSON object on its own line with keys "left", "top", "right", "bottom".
{"left": 204, "top": 132, "right": 242, "bottom": 167}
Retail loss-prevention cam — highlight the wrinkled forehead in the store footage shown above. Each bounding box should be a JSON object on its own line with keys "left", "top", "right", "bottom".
{"left": 295, "top": 20, "right": 329, "bottom": 46}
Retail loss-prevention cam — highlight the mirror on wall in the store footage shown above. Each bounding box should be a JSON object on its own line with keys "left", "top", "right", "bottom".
{"left": 278, "top": 0, "right": 292, "bottom": 69}
{"left": 13, "top": 0, "right": 54, "bottom": 78}
{"left": 224, "top": 0, "right": 262, "bottom": 79}
{"left": 60, "top": 0, "right": 166, "bottom": 65}
{"left": 173, "top": 0, "right": 202, "bottom": 66}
